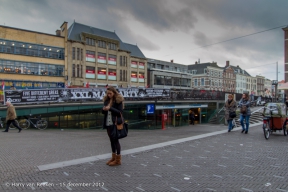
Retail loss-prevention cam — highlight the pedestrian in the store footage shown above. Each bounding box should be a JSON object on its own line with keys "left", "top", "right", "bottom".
{"left": 189, "top": 110, "right": 195, "bottom": 125}
{"left": 2, "top": 101, "right": 22, "bottom": 133}
{"left": 285, "top": 96, "right": 288, "bottom": 115}
{"left": 239, "top": 93, "right": 251, "bottom": 134}
{"left": 224, "top": 94, "right": 237, "bottom": 132}
{"left": 102, "top": 86, "right": 124, "bottom": 166}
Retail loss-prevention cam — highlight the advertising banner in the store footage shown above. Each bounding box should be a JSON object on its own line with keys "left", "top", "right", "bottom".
{"left": 85, "top": 69, "right": 95, "bottom": 79}
{"left": 131, "top": 74, "right": 137, "bottom": 82}
{"left": 138, "top": 74, "right": 145, "bottom": 83}
{"left": 97, "top": 70, "right": 106, "bottom": 79}
{"left": 97, "top": 56, "right": 106, "bottom": 63}
{"left": 139, "top": 62, "right": 145, "bottom": 69}
{"left": 86, "top": 54, "right": 95, "bottom": 62}
{"left": 108, "top": 72, "right": 116, "bottom": 80}
{"left": 108, "top": 57, "right": 116, "bottom": 65}
{"left": 131, "top": 61, "right": 137, "bottom": 68}
{"left": 4, "top": 88, "right": 171, "bottom": 104}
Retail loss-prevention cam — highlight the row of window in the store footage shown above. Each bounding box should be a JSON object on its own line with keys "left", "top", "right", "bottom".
{"left": 120, "top": 56, "right": 128, "bottom": 67}
{"left": 72, "top": 47, "right": 83, "bottom": 61}
{"left": 154, "top": 75, "right": 191, "bottom": 87}
{"left": 0, "top": 59, "right": 64, "bottom": 76}
{"left": 72, "top": 65, "right": 143, "bottom": 83}
{"left": 85, "top": 38, "right": 117, "bottom": 50}
{"left": 0, "top": 39, "right": 64, "bottom": 60}
{"left": 3, "top": 81, "right": 64, "bottom": 89}
{"left": 72, "top": 64, "right": 83, "bottom": 78}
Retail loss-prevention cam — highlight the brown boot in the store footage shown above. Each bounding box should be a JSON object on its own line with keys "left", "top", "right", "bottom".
{"left": 106, "top": 153, "right": 116, "bottom": 165}
{"left": 109, "top": 154, "right": 121, "bottom": 166}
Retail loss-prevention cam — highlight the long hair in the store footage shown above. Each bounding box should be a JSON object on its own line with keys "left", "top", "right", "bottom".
{"left": 243, "top": 93, "right": 250, "bottom": 100}
{"left": 103, "top": 86, "right": 124, "bottom": 108}
{"left": 103, "top": 86, "right": 118, "bottom": 102}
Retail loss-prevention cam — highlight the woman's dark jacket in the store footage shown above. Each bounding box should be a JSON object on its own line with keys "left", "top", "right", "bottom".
{"left": 102, "top": 94, "right": 124, "bottom": 128}
{"left": 239, "top": 98, "right": 251, "bottom": 116}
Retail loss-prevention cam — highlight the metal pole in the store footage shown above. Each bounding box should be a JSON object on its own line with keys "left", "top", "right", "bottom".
{"left": 275, "top": 62, "right": 278, "bottom": 102}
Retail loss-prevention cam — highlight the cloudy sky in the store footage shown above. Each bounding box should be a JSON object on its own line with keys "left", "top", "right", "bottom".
{"left": 1, "top": 0, "right": 287, "bottom": 81}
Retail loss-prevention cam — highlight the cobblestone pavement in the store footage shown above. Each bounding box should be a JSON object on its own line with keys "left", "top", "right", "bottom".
{"left": 1, "top": 121, "right": 288, "bottom": 191}
{"left": 0, "top": 123, "right": 225, "bottom": 185}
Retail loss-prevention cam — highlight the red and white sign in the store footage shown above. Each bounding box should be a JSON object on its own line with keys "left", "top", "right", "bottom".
{"left": 85, "top": 69, "right": 95, "bottom": 79}
{"left": 131, "top": 73, "right": 137, "bottom": 82}
{"left": 97, "top": 70, "right": 106, "bottom": 79}
{"left": 108, "top": 57, "right": 116, "bottom": 65}
{"left": 131, "top": 61, "right": 137, "bottom": 68}
{"left": 97, "top": 55, "right": 106, "bottom": 63}
{"left": 138, "top": 74, "right": 145, "bottom": 83}
{"left": 86, "top": 54, "right": 95, "bottom": 62}
{"left": 139, "top": 62, "right": 145, "bottom": 69}
{"left": 108, "top": 72, "right": 116, "bottom": 80}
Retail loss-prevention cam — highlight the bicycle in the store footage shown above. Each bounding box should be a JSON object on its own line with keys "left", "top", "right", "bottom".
{"left": 18, "top": 114, "right": 48, "bottom": 130}
{"left": 0, "top": 116, "right": 20, "bottom": 130}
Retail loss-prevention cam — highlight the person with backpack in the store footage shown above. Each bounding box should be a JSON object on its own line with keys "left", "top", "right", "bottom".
{"left": 239, "top": 93, "right": 251, "bottom": 134}
{"left": 225, "top": 94, "right": 237, "bottom": 132}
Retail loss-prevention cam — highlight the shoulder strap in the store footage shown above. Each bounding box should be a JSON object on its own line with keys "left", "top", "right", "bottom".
{"left": 115, "top": 113, "right": 124, "bottom": 125}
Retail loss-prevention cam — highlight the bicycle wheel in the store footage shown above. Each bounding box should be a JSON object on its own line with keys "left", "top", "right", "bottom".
{"left": 19, "top": 119, "right": 30, "bottom": 129}
{"left": 263, "top": 122, "right": 270, "bottom": 140}
{"left": 37, "top": 120, "right": 48, "bottom": 130}
{"left": 9, "top": 120, "right": 19, "bottom": 130}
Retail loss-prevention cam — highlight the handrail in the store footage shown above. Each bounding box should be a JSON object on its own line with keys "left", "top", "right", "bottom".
{"left": 207, "top": 109, "right": 218, "bottom": 122}
{"left": 217, "top": 106, "right": 224, "bottom": 114}
{"left": 251, "top": 107, "right": 264, "bottom": 115}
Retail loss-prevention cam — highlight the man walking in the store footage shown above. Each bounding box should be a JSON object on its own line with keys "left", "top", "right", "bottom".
{"left": 2, "top": 101, "right": 22, "bottom": 133}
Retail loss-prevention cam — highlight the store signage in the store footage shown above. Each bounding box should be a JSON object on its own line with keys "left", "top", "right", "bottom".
{"left": 146, "top": 104, "right": 155, "bottom": 114}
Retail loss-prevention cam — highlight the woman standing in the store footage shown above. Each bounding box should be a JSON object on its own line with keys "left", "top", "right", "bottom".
{"left": 102, "top": 86, "right": 124, "bottom": 166}
{"left": 224, "top": 94, "right": 237, "bottom": 132}
{"left": 239, "top": 93, "right": 251, "bottom": 134}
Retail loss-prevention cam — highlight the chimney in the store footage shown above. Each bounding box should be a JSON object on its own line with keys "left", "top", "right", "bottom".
{"left": 226, "top": 61, "right": 229, "bottom": 67}
{"left": 237, "top": 65, "right": 239, "bottom": 67}
{"left": 198, "top": 58, "right": 200, "bottom": 64}
{"left": 171, "top": 59, "right": 174, "bottom": 63}
{"left": 195, "top": 61, "right": 198, "bottom": 64}
{"left": 56, "top": 29, "right": 61, "bottom": 36}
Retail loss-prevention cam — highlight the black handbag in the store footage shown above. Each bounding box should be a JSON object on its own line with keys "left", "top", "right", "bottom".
{"left": 110, "top": 113, "right": 128, "bottom": 139}
{"left": 229, "top": 111, "right": 236, "bottom": 118}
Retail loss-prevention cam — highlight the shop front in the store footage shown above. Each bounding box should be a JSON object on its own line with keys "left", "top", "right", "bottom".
{"left": 155, "top": 104, "right": 208, "bottom": 127}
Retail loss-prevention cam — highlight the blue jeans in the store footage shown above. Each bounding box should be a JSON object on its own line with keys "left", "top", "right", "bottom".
{"left": 227, "top": 119, "right": 233, "bottom": 131}
{"left": 240, "top": 115, "right": 250, "bottom": 131}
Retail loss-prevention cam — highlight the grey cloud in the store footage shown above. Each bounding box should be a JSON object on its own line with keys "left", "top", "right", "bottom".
{"left": 193, "top": 31, "right": 209, "bottom": 47}
{"left": 105, "top": 0, "right": 198, "bottom": 32}
{"left": 183, "top": 0, "right": 288, "bottom": 30}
